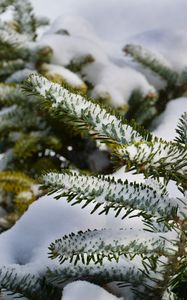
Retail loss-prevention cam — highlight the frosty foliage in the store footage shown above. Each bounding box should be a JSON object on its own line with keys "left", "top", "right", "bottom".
{"left": 0, "top": 1, "right": 187, "bottom": 299}
{"left": 21, "top": 75, "right": 187, "bottom": 298}
{"left": 26, "top": 74, "right": 145, "bottom": 144}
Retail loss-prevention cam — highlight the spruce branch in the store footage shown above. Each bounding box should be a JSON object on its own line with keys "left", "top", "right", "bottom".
{"left": 0, "top": 105, "right": 43, "bottom": 135}
{"left": 47, "top": 259, "right": 146, "bottom": 287}
{"left": 127, "top": 90, "right": 158, "bottom": 126}
{"left": 43, "top": 171, "right": 179, "bottom": 220}
{"left": 0, "top": 84, "right": 25, "bottom": 105}
{"left": 0, "top": 105, "right": 19, "bottom": 133}
{"left": 124, "top": 44, "right": 178, "bottom": 85}
{"left": 13, "top": 0, "right": 37, "bottom": 40}
{"left": 13, "top": 131, "right": 61, "bottom": 159}
{"left": 114, "top": 139, "right": 187, "bottom": 184}
{"left": 0, "top": 28, "right": 29, "bottom": 60}
{"left": 170, "top": 257, "right": 187, "bottom": 299}
{"left": 0, "top": 0, "right": 37, "bottom": 40}
{"left": 24, "top": 74, "right": 152, "bottom": 146}
{"left": 0, "top": 170, "right": 42, "bottom": 212}
{"left": 0, "top": 266, "right": 61, "bottom": 300}
{"left": 67, "top": 54, "right": 95, "bottom": 73}
{"left": 0, "top": 59, "right": 25, "bottom": 76}
{"left": 0, "top": 27, "right": 52, "bottom": 65}
{"left": 48, "top": 228, "right": 176, "bottom": 265}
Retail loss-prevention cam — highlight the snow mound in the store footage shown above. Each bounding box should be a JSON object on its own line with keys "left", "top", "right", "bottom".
{"left": 31, "top": 0, "right": 187, "bottom": 45}
{"left": 40, "top": 16, "right": 155, "bottom": 107}
{"left": 62, "top": 281, "right": 123, "bottom": 300}
{"left": 40, "top": 63, "right": 86, "bottom": 90}
{"left": 0, "top": 193, "right": 125, "bottom": 268}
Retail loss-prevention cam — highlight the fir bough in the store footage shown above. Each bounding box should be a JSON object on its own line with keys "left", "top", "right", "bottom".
{"left": 22, "top": 74, "right": 187, "bottom": 299}
{"left": 0, "top": 2, "right": 186, "bottom": 298}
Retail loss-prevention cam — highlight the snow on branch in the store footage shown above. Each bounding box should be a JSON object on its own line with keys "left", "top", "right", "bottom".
{"left": 0, "top": 84, "right": 25, "bottom": 105}
{"left": 47, "top": 259, "right": 146, "bottom": 287}
{"left": 0, "top": 105, "right": 18, "bottom": 131}
{"left": 115, "top": 139, "right": 187, "bottom": 184}
{"left": 0, "top": 265, "right": 61, "bottom": 300}
{"left": 0, "top": 28, "right": 28, "bottom": 59}
{"left": 0, "top": 0, "right": 36, "bottom": 40}
{"left": 124, "top": 44, "right": 178, "bottom": 84}
{"left": 43, "top": 171, "right": 178, "bottom": 220}
{"left": 0, "top": 0, "right": 14, "bottom": 13}
{"left": 49, "top": 228, "right": 176, "bottom": 266}
{"left": 13, "top": 0, "right": 36, "bottom": 40}
{"left": 0, "top": 26, "right": 51, "bottom": 65}
{"left": 0, "top": 105, "right": 41, "bottom": 134}
{"left": 24, "top": 74, "right": 151, "bottom": 145}
{"left": 0, "top": 59, "right": 25, "bottom": 76}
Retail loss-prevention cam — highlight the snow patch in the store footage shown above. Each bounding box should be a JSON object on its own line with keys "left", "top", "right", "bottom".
{"left": 61, "top": 281, "right": 123, "bottom": 300}
{"left": 153, "top": 97, "right": 187, "bottom": 140}
{"left": 40, "top": 16, "right": 155, "bottom": 107}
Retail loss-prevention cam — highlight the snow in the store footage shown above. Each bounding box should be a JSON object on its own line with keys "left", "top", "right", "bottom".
{"left": 113, "top": 97, "right": 187, "bottom": 201}
{"left": 31, "top": 1, "right": 187, "bottom": 73}
{"left": 31, "top": 5, "right": 187, "bottom": 104}
{"left": 85, "top": 62, "right": 155, "bottom": 106}
{"left": 128, "top": 29, "right": 187, "bottom": 71}
{"left": 113, "top": 97, "right": 187, "bottom": 200}
{"left": 29, "top": 74, "right": 143, "bottom": 144}
{"left": 1, "top": 1, "right": 187, "bottom": 298}
{"left": 39, "top": 17, "right": 155, "bottom": 107}
{"left": 0, "top": 193, "right": 126, "bottom": 267}
{"left": 6, "top": 69, "right": 38, "bottom": 83}
{"left": 61, "top": 281, "right": 123, "bottom": 300}
{"left": 117, "top": 141, "right": 187, "bottom": 175}
{"left": 0, "top": 82, "right": 181, "bottom": 280}
{"left": 31, "top": 0, "right": 187, "bottom": 44}
{"left": 44, "top": 171, "right": 178, "bottom": 219}
{"left": 30, "top": 0, "right": 187, "bottom": 95}
{"left": 152, "top": 97, "right": 187, "bottom": 140}
{"left": 40, "top": 63, "right": 86, "bottom": 89}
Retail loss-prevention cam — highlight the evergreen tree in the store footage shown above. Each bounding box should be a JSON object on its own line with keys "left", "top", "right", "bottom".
{"left": 0, "top": 1, "right": 186, "bottom": 299}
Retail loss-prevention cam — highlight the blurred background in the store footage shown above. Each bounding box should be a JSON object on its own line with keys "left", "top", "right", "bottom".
{"left": 31, "top": 0, "right": 187, "bottom": 44}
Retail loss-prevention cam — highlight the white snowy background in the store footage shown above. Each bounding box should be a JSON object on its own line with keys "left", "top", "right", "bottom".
{"left": 0, "top": 1, "right": 187, "bottom": 299}
{"left": 31, "top": 0, "right": 187, "bottom": 42}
